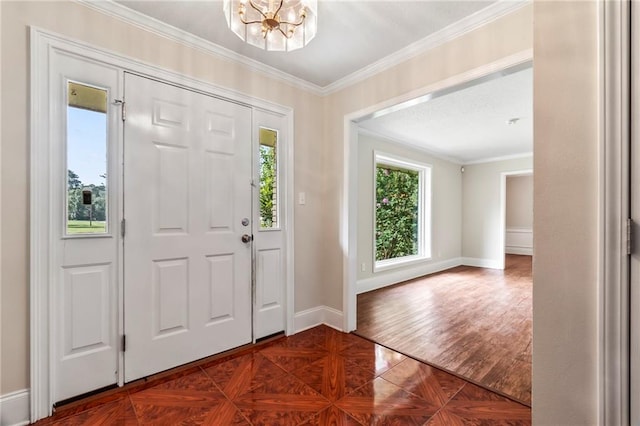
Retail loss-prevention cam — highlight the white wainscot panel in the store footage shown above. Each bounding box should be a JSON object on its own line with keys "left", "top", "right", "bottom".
{"left": 62, "top": 264, "right": 111, "bottom": 358}
{"left": 153, "top": 258, "right": 189, "bottom": 337}
{"left": 206, "top": 254, "right": 234, "bottom": 324}
{"left": 206, "top": 152, "right": 234, "bottom": 232}
{"left": 505, "top": 228, "right": 533, "bottom": 255}
{"left": 154, "top": 144, "right": 188, "bottom": 234}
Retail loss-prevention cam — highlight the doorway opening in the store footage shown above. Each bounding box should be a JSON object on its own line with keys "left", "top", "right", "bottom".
{"left": 342, "top": 58, "right": 533, "bottom": 404}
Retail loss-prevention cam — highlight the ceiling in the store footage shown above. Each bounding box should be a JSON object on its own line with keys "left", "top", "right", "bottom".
{"left": 358, "top": 66, "right": 533, "bottom": 164}
{"left": 109, "top": 0, "right": 531, "bottom": 164}
{"left": 116, "top": 0, "right": 499, "bottom": 88}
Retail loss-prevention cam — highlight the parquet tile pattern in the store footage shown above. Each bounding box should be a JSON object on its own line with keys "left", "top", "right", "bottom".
{"left": 356, "top": 254, "right": 532, "bottom": 405}
{"left": 35, "top": 325, "right": 530, "bottom": 425}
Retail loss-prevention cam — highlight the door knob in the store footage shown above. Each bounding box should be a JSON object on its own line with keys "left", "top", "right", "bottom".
{"left": 241, "top": 234, "right": 252, "bottom": 243}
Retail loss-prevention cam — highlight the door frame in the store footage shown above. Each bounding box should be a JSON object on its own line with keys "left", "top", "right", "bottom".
{"left": 341, "top": 50, "right": 533, "bottom": 333}
{"left": 500, "top": 170, "right": 533, "bottom": 269}
{"left": 30, "top": 27, "right": 295, "bottom": 422}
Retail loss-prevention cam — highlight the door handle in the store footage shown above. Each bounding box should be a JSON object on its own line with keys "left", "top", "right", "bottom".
{"left": 241, "top": 234, "right": 252, "bottom": 243}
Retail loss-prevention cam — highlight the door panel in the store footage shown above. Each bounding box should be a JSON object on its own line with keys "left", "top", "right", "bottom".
{"left": 123, "top": 74, "right": 253, "bottom": 381}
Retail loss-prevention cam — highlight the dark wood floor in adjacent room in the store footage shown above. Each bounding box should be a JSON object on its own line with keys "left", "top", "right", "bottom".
{"left": 356, "top": 254, "right": 532, "bottom": 405}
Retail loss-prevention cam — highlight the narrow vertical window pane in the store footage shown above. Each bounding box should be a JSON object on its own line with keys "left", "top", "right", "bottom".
{"left": 375, "top": 164, "right": 420, "bottom": 261}
{"left": 66, "top": 82, "right": 108, "bottom": 235}
{"left": 259, "top": 128, "right": 278, "bottom": 229}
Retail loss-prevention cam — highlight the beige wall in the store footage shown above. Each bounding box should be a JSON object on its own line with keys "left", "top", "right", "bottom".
{"left": 323, "top": 5, "right": 533, "bottom": 310}
{"left": 356, "top": 133, "right": 462, "bottom": 281}
{"left": 0, "top": 0, "right": 325, "bottom": 394}
{"left": 506, "top": 175, "right": 533, "bottom": 229}
{"left": 461, "top": 157, "right": 533, "bottom": 264}
{"left": 533, "top": 1, "right": 601, "bottom": 423}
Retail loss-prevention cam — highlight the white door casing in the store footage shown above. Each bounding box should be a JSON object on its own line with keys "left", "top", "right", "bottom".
{"left": 51, "top": 52, "right": 121, "bottom": 403}
{"left": 253, "top": 109, "right": 287, "bottom": 339}
{"left": 123, "top": 73, "right": 253, "bottom": 381}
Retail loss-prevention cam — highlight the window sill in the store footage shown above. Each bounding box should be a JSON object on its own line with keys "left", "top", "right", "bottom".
{"left": 374, "top": 254, "right": 431, "bottom": 273}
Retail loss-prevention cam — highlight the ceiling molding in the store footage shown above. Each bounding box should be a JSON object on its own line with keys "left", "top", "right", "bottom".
{"left": 357, "top": 128, "right": 463, "bottom": 165}
{"left": 462, "top": 152, "right": 533, "bottom": 166}
{"left": 77, "top": 0, "right": 530, "bottom": 97}
{"left": 76, "top": 0, "right": 327, "bottom": 95}
{"left": 321, "top": 0, "right": 531, "bottom": 95}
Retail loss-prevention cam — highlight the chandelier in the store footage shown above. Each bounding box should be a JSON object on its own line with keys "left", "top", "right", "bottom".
{"left": 223, "top": 0, "right": 318, "bottom": 51}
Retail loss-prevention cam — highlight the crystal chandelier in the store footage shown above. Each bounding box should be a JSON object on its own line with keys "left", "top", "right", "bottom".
{"left": 223, "top": 0, "right": 318, "bottom": 51}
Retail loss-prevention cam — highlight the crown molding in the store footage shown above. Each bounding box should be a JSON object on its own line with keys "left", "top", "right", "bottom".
{"left": 76, "top": 0, "right": 530, "bottom": 97}
{"left": 76, "top": 0, "right": 326, "bottom": 95}
{"left": 322, "top": 0, "right": 531, "bottom": 95}
{"left": 462, "top": 152, "right": 533, "bottom": 165}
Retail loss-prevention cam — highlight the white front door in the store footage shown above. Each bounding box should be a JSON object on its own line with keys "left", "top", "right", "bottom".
{"left": 123, "top": 74, "right": 253, "bottom": 381}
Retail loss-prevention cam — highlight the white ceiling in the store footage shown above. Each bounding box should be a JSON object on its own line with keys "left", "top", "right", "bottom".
{"left": 115, "top": 0, "right": 499, "bottom": 88}
{"left": 108, "top": 0, "right": 531, "bottom": 164}
{"left": 359, "top": 66, "right": 533, "bottom": 164}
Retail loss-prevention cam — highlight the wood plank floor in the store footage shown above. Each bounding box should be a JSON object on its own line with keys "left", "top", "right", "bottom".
{"left": 356, "top": 254, "right": 532, "bottom": 405}
{"left": 34, "top": 325, "right": 530, "bottom": 425}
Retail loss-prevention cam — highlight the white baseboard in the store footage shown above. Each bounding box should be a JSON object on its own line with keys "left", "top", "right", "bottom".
{"left": 356, "top": 257, "right": 462, "bottom": 294}
{"left": 294, "top": 306, "right": 344, "bottom": 333}
{"left": 461, "top": 257, "right": 503, "bottom": 269}
{"left": 505, "top": 246, "right": 533, "bottom": 255}
{"left": 0, "top": 389, "right": 30, "bottom": 426}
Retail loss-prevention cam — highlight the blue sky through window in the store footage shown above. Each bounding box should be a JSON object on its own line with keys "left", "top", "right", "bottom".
{"left": 67, "top": 106, "right": 107, "bottom": 186}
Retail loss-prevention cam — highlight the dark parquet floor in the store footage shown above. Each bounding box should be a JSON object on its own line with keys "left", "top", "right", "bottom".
{"left": 356, "top": 254, "right": 533, "bottom": 405}
{"left": 35, "top": 325, "right": 530, "bottom": 425}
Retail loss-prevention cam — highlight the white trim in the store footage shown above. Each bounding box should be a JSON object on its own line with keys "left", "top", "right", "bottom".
{"left": 461, "top": 257, "right": 502, "bottom": 270}
{"left": 0, "top": 389, "right": 30, "bottom": 426}
{"left": 342, "top": 50, "right": 534, "bottom": 333}
{"left": 357, "top": 257, "right": 461, "bottom": 294}
{"left": 323, "top": 0, "right": 530, "bottom": 95}
{"left": 30, "top": 27, "right": 296, "bottom": 422}
{"left": 75, "top": 0, "right": 529, "bottom": 96}
{"left": 602, "top": 1, "right": 630, "bottom": 424}
{"left": 505, "top": 247, "right": 533, "bottom": 256}
{"left": 372, "top": 151, "right": 432, "bottom": 272}
{"left": 463, "top": 152, "right": 533, "bottom": 166}
{"left": 293, "top": 306, "right": 344, "bottom": 333}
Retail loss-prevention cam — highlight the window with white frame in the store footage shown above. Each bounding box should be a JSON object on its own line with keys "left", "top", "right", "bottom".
{"left": 374, "top": 153, "right": 431, "bottom": 271}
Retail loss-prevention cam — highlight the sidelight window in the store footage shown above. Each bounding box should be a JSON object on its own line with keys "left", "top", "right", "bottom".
{"left": 259, "top": 127, "right": 279, "bottom": 229}
{"left": 66, "top": 82, "right": 109, "bottom": 235}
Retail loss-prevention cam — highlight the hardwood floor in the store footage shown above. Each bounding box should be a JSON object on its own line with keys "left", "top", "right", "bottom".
{"left": 34, "top": 325, "right": 530, "bottom": 425}
{"left": 356, "top": 254, "right": 532, "bottom": 405}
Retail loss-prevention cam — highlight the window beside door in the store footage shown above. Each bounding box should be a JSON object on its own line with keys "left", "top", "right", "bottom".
{"left": 66, "top": 82, "right": 109, "bottom": 235}
{"left": 374, "top": 152, "right": 431, "bottom": 271}
{"left": 259, "top": 127, "right": 279, "bottom": 229}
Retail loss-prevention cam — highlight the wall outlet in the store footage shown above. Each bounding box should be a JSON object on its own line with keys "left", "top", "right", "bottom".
{"left": 361, "top": 262, "right": 366, "bottom": 272}
{"left": 298, "top": 192, "right": 306, "bottom": 205}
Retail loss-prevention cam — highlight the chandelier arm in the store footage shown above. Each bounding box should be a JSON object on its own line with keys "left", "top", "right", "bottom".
{"left": 273, "top": 0, "right": 284, "bottom": 19}
{"left": 277, "top": 27, "right": 289, "bottom": 38}
{"left": 239, "top": 17, "right": 264, "bottom": 25}
{"left": 279, "top": 16, "right": 306, "bottom": 28}
{"left": 248, "top": 0, "right": 268, "bottom": 19}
